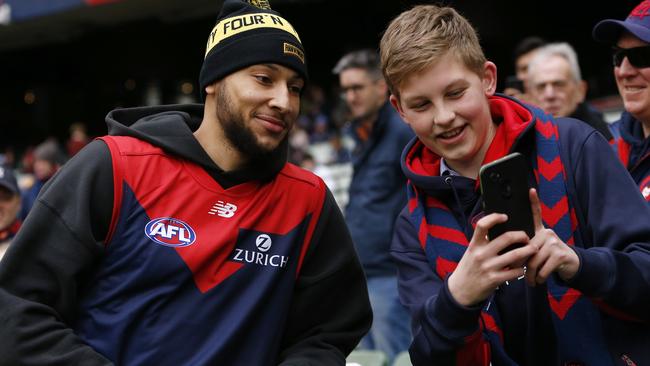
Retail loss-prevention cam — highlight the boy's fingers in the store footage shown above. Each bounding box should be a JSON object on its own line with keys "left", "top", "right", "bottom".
{"left": 472, "top": 213, "right": 508, "bottom": 244}
{"left": 529, "top": 188, "right": 544, "bottom": 232}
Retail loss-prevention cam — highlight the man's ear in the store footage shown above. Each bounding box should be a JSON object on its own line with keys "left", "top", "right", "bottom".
{"left": 205, "top": 84, "right": 216, "bottom": 96}
{"left": 376, "top": 78, "right": 389, "bottom": 96}
{"left": 577, "top": 80, "right": 588, "bottom": 103}
{"left": 389, "top": 94, "right": 409, "bottom": 125}
{"left": 482, "top": 61, "right": 497, "bottom": 96}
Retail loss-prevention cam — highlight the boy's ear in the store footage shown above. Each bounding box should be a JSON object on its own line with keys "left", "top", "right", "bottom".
{"left": 482, "top": 61, "right": 497, "bottom": 96}
{"left": 389, "top": 94, "right": 409, "bottom": 124}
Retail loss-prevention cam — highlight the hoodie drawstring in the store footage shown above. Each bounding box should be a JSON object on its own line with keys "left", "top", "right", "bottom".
{"left": 443, "top": 174, "right": 471, "bottom": 239}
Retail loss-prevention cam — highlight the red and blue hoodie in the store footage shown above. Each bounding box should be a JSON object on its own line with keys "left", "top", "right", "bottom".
{"left": 392, "top": 95, "right": 650, "bottom": 366}
{"left": 610, "top": 111, "right": 650, "bottom": 203}
{"left": 0, "top": 104, "right": 372, "bottom": 365}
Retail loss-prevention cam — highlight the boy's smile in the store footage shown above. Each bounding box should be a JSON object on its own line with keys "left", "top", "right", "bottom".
{"left": 391, "top": 53, "right": 498, "bottom": 178}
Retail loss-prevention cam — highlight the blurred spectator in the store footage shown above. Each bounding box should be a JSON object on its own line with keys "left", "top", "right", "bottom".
{"left": 66, "top": 122, "right": 90, "bottom": 157}
{"left": 309, "top": 118, "right": 331, "bottom": 144}
{"left": 503, "top": 36, "right": 547, "bottom": 102}
{"left": 299, "top": 152, "right": 316, "bottom": 171}
{"left": 328, "top": 132, "right": 351, "bottom": 164}
{"left": 20, "top": 146, "right": 35, "bottom": 175}
{"left": 298, "top": 85, "right": 332, "bottom": 144}
{"left": 288, "top": 123, "right": 310, "bottom": 164}
{"left": 527, "top": 42, "right": 613, "bottom": 140}
{"left": 333, "top": 48, "right": 413, "bottom": 363}
{"left": 19, "top": 139, "right": 66, "bottom": 219}
{"left": 0, "top": 166, "right": 21, "bottom": 260}
{"left": 0, "top": 147, "right": 15, "bottom": 168}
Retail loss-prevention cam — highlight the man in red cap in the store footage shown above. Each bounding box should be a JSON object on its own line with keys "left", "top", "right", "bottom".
{"left": 594, "top": 0, "right": 650, "bottom": 202}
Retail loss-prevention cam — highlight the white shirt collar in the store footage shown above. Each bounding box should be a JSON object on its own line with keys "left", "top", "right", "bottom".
{"left": 440, "top": 158, "right": 461, "bottom": 177}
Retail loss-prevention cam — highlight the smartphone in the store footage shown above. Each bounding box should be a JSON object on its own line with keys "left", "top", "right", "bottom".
{"left": 479, "top": 152, "right": 535, "bottom": 249}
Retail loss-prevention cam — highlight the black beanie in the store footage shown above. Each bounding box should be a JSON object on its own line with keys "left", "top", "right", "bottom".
{"left": 199, "top": 0, "right": 308, "bottom": 100}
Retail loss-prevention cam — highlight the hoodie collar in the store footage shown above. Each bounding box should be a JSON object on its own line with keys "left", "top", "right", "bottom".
{"left": 619, "top": 111, "right": 650, "bottom": 146}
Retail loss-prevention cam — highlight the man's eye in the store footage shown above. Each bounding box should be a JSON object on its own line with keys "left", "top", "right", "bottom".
{"left": 289, "top": 85, "right": 303, "bottom": 94}
{"left": 255, "top": 75, "right": 272, "bottom": 84}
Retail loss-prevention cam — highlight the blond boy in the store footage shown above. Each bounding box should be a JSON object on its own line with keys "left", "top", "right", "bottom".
{"left": 382, "top": 5, "right": 650, "bottom": 365}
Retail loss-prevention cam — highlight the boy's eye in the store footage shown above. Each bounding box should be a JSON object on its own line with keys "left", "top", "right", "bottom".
{"left": 447, "top": 88, "right": 465, "bottom": 98}
{"left": 409, "top": 101, "right": 430, "bottom": 110}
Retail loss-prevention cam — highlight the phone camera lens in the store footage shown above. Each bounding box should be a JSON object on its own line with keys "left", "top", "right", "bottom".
{"left": 502, "top": 183, "right": 512, "bottom": 198}
{"left": 489, "top": 172, "right": 501, "bottom": 182}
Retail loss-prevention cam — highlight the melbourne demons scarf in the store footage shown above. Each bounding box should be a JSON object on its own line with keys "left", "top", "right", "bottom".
{"left": 610, "top": 118, "right": 650, "bottom": 202}
{"left": 407, "top": 100, "right": 611, "bottom": 364}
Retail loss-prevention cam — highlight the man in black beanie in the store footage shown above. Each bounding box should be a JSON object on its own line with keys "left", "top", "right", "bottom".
{"left": 0, "top": 1, "right": 372, "bottom": 365}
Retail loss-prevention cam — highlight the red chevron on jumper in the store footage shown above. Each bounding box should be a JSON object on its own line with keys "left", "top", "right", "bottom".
{"left": 418, "top": 218, "right": 428, "bottom": 250}
{"left": 435, "top": 256, "right": 458, "bottom": 278}
{"left": 428, "top": 224, "right": 469, "bottom": 246}
{"left": 480, "top": 311, "right": 504, "bottom": 344}
{"left": 408, "top": 182, "right": 419, "bottom": 213}
{"left": 535, "top": 119, "right": 559, "bottom": 140}
{"left": 408, "top": 196, "right": 418, "bottom": 213}
{"left": 570, "top": 208, "right": 578, "bottom": 234}
{"left": 540, "top": 196, "right": 569, "bottom": 228}
{"left": 426, "top": 196, "right": 449, "bottom": 210}
{"left": 547, "top": 288, "right": 581, "bottom": 320}
{"left": 616, "top": 139, "right": 631, "bottom": 168}
{"left": 537, "top": 156, "right": 563, "bottom": 182}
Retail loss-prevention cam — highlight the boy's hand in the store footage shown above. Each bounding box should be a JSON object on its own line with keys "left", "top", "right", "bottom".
{"left": 524, "top": 188, "right": 580, "bottom": 286}
{"left": 447, "top": 213, "right": 538, "bottom": 307}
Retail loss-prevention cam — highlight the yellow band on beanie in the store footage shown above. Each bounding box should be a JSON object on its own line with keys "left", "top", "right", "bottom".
{"left": 205, "top": 12, "right": 301, "bottom": 57}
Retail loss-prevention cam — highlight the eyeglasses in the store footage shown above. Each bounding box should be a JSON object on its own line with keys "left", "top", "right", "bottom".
{"left": 340, "top": 83, "right": 370, "bottom": 96}
{"left": 612, "top": 46, "right": 650, "bottom": 68}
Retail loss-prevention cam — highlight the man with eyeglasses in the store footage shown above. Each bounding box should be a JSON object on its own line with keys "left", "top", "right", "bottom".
{"left": 332, "top": 49, "right": 413, "bottom": 363}
{"left": 527, "top": 42, "right": 613, "bottom": 141}
{"left": 594, "top": 0, "right": 650, "bottom": 201}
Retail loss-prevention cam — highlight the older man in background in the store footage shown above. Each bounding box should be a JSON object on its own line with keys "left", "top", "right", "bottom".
{"left": 527, "top": 42, "right": 612, "bottom": 140}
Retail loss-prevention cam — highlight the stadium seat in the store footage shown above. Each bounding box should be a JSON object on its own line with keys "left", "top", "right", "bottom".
{"left": 391, "top": 351, "right": 412, "bottom": 366}
{"left": 346, "top": 349, "right": 388, "bottom": 366}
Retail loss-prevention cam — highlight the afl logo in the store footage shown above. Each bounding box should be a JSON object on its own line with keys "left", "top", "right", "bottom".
{"left": 256, "top": 234, "right": 272, "bottom": 252}
{"left": 145, "top": 217, "right": 196, "bottom": 247}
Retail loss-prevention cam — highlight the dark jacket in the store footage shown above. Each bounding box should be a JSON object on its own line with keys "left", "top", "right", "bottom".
{"left": 569, "top": 101, "right": 613, "bottom": 141}
{"left": 393, "top": 96, "right": 650, "bottom": 366}
{"left": 0, "top": 104, "right": 372, "bottom": 365}
{"left": 345, "top": 101, "right": 414, "bottom": 277}
{"left": 610, "top": 111, "right": 650, "bottom": 201}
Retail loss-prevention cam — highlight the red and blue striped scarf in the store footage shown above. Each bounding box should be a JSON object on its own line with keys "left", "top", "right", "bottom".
{"left": 407, "top": 105, "right": 611, "bottom": 364}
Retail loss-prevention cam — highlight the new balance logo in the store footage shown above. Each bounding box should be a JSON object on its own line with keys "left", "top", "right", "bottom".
{"left": 209, "top": 201, "right": 238, "bottom": 218}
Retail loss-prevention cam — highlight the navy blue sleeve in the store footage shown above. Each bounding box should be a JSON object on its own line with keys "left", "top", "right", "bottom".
{"left": 564, "top": 127, "right": 650, "bottom": 320}
{"left": 391, "top": 208, "right": 486, "bottom": 366}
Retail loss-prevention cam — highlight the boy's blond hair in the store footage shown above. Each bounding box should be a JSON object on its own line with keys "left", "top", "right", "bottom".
{"left": 380, "top": 5, "right": 486, "bottom": 98}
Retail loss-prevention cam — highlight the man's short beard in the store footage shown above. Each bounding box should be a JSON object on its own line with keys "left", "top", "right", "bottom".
{"left": 215, "top": 83, "right": 286, "bottom": 163}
